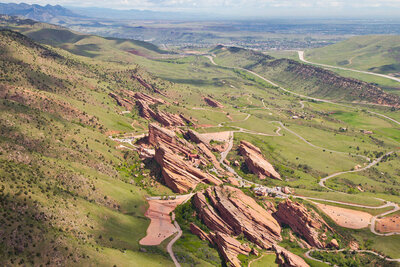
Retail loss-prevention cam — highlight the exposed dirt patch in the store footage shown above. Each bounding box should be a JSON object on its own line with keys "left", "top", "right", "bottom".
{"left": 316, "top": 203, "right": 372, "bottom": 229}
{"left": 376, "top": 214, "right": 400, "bottom": 233}
{"left": 139, "top": 197, "right": 189, "bottom": 246}
{"left": 197, "top": 131, "right": 231, "bottom": 144}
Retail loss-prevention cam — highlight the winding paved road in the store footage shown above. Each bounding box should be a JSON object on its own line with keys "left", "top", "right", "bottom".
{"left": 298, "top": 51, "right": 400, "bottom": 83}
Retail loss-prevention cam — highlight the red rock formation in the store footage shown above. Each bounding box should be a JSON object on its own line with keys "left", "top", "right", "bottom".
{"left": 108, "top": 92, "right": 135, "bottom": 110}
{"left": 194, "top": 186, "right": 282, "bottom": 248}
{"left": 239, "top": 141, "right": 281, "bottom": 180}
{"left": 186, "top": 129, "right": 210, "bottom": 147}
{"left": 203, "top": 96, "right": 224, "bottom": 108}
{"left": 197, "top": 143, "right": 224, "bottom": 173}
{"left": 274, "top": 199, "right": 333, "bottom": 248}
{"left": 328, "top": 239, "right": 339, "bottom": 249}
{"left": 192, "top": 186, "right": 282, "bottom": 266}
{"left": 273, "top": 244, "right": 310, "bottom": 267}
{"left": 135, "top": 100, "right": 185, "bottom": 126}
{"left": 210, "top": 232, "right": 251, "bottom": 267}
{"left": 179, "top": 114, "right": 196, "bottom": 125}
{"left": 193, "top": 190, "right": 235, "bottom": 235}
{"left": 154, "top": 146, "right": 222, "bottom": 193}
{"left": 227, "top": 177, "right": 240, "bottom": 187}
{"left": 131, "top": 91, "right": 167, "bottom": 105}
{"left": 148, "top": 123, "right": 194, "bottom": 156}
{"left": 190, "top": 223, "right": 213, "bottom": 244}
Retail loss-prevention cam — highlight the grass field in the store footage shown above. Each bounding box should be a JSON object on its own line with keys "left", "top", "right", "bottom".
{"left": 306, "top": 35, "right": 400, "bottom": 75}
{"left": 250, "top": 253, "right": 278, "bottom": 267}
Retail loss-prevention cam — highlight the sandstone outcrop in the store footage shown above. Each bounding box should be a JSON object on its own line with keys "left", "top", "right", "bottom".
{"left": 194, "top": 186, "right": 282, "bottom": 247}
{"left": 154, "top": 145, "right": 222, "bottom": 193}
{"left": 273, "top": 244, "right": 310, "bottom": 267}
{"left": 179, "top": 114, "right": 196, "bottom": 125}
{"left": 190, "top": 223, "right": 213, "bottom": 244}
{"left": 132, "top": 75, "right": 166, "bottom": 96}
{"left": 274, "top": 199, "right": 333, "bottom": 248}
{"left": 108, "top": 92, "right": 135, "bottom": 110}
{"left": 186, "top": 129, "right": 211, "bottom": 147}
{"left": 148, "top": 123, "right": 195, "bottom": 156}
{"left": 210, "top": 231, "right": 251, "bottom": 267}
{"left": 136, "top": 99, "right": 186, "bottom": 126}
{"left": 192, "top": 186, "right": 282, "bottom": 266}
{"left": 197, "top": 143, "right": 224, "bottom": 172}
{"left": 239, "top": 141, "right": 281, "bottom": 180}
{"left": 328, "top": 239, "right": 339, "bottom": 249}
{"left": 131, "top": 91, "right": 167, "bottom": 105}
{"left": 261, "top": 58, "right": 400, "bottom": 107}
{"left": 203, "top": 96, "right": 224, "bottom": 108}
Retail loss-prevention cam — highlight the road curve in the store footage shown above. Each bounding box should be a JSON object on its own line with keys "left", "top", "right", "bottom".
{"left": 298, "top": 51, "right": 400, "bottom": 83}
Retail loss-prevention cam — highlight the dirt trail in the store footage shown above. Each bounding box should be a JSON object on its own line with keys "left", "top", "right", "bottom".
{"left": 305, "top": 249, "right": 400, "bottom": 264}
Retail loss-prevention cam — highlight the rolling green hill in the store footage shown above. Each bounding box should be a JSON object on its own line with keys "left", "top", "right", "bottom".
{"left": 213, "top": 45, "right": 400, "bottom": 106}
{"left": 0, "top": 29, "right": 175, "bottom": 266}
{"left": 0, "top": 16, "right": 171, "bottom": 62}
{"left": 306, "top": 35, "right": 400, "bottom": 75}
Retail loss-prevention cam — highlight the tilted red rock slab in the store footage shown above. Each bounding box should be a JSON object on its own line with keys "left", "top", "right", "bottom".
{"left": 274, "top": 199, "right": 333, "bottom": 248}
{"left": 154, "top": 146, "right": 222, "bottom": 193}
{"left": 239, "top": 140, "right": 281, "bottom": 180}
{"left": 273, "top": 244, "right": 310, "bottom": 267}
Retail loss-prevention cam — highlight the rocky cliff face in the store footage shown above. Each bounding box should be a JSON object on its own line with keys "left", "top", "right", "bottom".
{"left": 203, "top": 96, "right": 224, "bottom": 108}
{"left": 211, "top": 231, "right": 251, "bottom": 267}
{"left": 148, "top": 124, "right": 222, "bottom": 193}
{"left": 154, "top": 145, "right": 222, "bottom": 193}
{"left": 239, "top": 140, "right": 281, "bottom": 180}
{"left": 273, "top": 244, "right": 310, "bottom": 267}
{"left": 135, "top": 99, "right": 186, "bottom": 126}
{"left": 274, "top": 199, "right": 334, "bottom": 248}
{"left": 192, "top": 186, "right": 282, "bottom": 266}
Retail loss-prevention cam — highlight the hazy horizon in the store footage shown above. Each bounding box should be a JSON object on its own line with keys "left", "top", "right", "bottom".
{"left": 1, "top": 0, "right": 400, "bottom": 19}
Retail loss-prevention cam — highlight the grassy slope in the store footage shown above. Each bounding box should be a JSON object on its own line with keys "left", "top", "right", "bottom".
{"left": 306, "top": 35, "right": 400, "bottom": 75}
{"left": 0, "top": 29, "right": 174, "bottom": 266}
{"left": 0, "top": 18, "right": 171, "bottom": 63}
{"left": 213, "top": 45, "right": 400, "bottom": 105}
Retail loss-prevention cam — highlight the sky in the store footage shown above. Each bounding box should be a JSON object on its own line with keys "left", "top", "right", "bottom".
{"left": 2, "top": 0, "right": 400, "bottom": 18}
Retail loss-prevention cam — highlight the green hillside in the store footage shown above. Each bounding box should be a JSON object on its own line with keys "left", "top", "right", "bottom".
{"left": 0, "top": 16, "right": 171, "bottom": 62}
{"left": 306, "top": 35, "right": 400, "bottom": 75}
{"left": 213, "top": 45, "right": 400, "bottom": 106}
{"left": 1, "top": 18, "right": 400, "bottom": 266}
{"left": 0, "top": 29, "right": 175, "bottom": 266}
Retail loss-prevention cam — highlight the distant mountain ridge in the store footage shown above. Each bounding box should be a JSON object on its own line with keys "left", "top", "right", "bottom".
{"left": 0, "top": 3, "right": 82, "bottom": 22}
